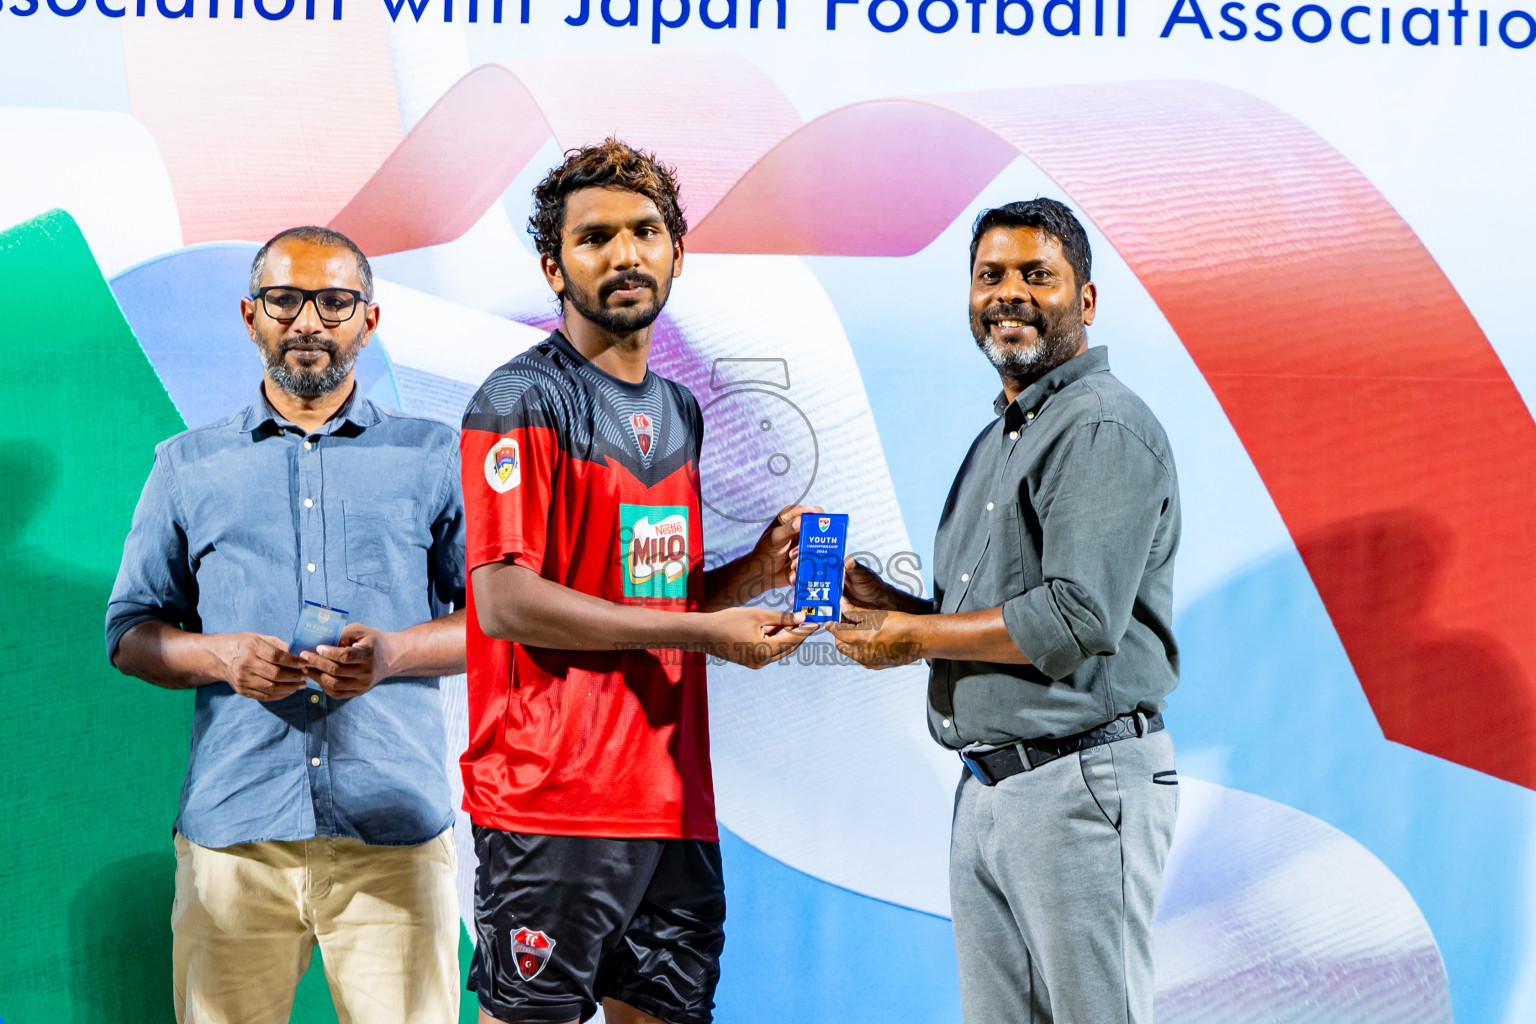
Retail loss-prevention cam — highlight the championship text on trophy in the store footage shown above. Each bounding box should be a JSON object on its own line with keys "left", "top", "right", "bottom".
{"left": 291, "top": 600, "right": 349, "bottom": 656}
{"left": 793, "top": 513, "right": 849, "bottom": 622}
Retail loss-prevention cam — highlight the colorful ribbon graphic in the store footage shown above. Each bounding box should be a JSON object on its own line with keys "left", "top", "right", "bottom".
{"left": 335, "top": 65, "right": 1536, "bottom": 791}
{"left": 114, "top": 29, "right": 1536, "bottom": 789}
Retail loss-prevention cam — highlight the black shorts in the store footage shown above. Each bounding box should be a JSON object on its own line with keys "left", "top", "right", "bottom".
{"left": 468, "top": 824, "right": 726, "bottom": 1024}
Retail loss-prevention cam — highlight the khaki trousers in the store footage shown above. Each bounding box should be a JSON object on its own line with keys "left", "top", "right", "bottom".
{"left": 172, "top": 829, "right": 460, "bottom": 1024}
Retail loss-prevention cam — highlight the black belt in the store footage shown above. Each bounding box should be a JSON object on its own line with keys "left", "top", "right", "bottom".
{"left": 959, "top": 711, "right": 1163, "bottom": 786}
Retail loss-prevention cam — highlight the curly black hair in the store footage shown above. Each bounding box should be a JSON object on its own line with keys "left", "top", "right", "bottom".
{"left": 528, "top": 138, "right": 688, "bottom": 268}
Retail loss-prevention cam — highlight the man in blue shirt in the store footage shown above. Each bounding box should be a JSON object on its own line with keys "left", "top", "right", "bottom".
{"left": 107, "top": 226, "right": 466, "bottom": 1023}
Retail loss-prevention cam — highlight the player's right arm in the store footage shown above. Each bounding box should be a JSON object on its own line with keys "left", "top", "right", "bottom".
{"left": 463, "top": 381, "right": 812, "bottom": 670}
{"left": 471, "top": 562, "right": 810, "bottom": 669}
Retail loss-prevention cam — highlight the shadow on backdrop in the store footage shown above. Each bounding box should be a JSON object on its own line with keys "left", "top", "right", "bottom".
{"left": 1296, "top": 509, "right": 1534, "bottom": 785}
{"left": 0, "top": 441, "right": 187, "bottom": 1022}
{"left": 67, "top": 854, "right": 175, "bottom": 1024}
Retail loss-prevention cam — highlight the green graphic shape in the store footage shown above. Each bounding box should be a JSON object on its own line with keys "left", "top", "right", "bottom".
{"left": 0, "top": 210, "right": 192, "bottom": 1022}
{"left": 619, "top": 503, "right": 691, "bottom": 599}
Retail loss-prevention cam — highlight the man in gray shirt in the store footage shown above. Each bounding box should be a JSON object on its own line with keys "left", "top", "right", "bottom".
{"left": 829, "top": 198, "right": 1180, "bottom": 1024}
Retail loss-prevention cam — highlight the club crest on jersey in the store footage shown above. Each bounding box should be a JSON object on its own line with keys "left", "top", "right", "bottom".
{"left": 631, "top": 412, "right": 654, "bottom": 457}
{"left": 484, "top": 437, "right": 521, "bottom": 493}
{"left": 818, "top": 517, "right": 831, "bottom": 532}
{"left": 511, "top": 927, "right": 554, "bottom": 981}
{"left": 620, "top": 504, "right": 690, "bottom": 599}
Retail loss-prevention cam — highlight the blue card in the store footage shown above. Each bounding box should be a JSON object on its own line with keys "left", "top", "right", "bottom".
{"left": 793, "top": 513, "right": 849, "bottom": 622}
{"left": 291, "top": 600, "right": 349, "bottom": 656}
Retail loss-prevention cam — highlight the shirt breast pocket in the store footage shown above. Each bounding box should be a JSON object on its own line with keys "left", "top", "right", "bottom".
{"left": 344, "top": 498, "right": 423, "bottom": 592}
{"left": 970, "top": 500, "right": 1028, "bottom": 609}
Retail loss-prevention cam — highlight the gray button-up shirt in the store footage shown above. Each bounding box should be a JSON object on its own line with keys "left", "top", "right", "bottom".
{"left": 106, "top": 387, "right": 465, "bottom": 847}
{"left": 929, "top": 347, "right": 1180, "bottom": 748}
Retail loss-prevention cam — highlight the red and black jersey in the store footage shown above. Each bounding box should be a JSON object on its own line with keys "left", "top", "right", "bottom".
{"left": 460, "top": 330, "right": 715, "bottom": 840}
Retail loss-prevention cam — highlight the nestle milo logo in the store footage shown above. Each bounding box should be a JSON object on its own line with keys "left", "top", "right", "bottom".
{"left": 620, "top": 504, "right": 689, "bottom": 599}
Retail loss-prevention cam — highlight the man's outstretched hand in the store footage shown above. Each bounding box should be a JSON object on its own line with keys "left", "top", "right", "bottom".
{"left": 842, "top": 558, "right": 932, "bottom": 614}
{"left": 827, "top": 604, "right": 924, "bottom": 670}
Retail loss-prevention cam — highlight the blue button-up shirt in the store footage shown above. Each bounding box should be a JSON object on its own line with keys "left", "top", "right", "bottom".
{"left": 106, "top": 387, "right": 465, "bottom": 848}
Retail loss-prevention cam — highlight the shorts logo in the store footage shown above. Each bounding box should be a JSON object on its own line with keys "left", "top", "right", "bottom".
{"left": 484, "top": 437, "right": 520, "bottom": 493}
{"left": 631, "top": 412, "right": 654, "bottom": 457}
{"left": 511, "top": 927, "right": 554, "bottom": 982}
{"left": 620, "top": 503, "right": 689, "bottom": 599}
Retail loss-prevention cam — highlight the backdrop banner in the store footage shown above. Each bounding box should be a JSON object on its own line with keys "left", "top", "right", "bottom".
{"left": 0, "top": 6, "right": 1531, "bottom": 1023}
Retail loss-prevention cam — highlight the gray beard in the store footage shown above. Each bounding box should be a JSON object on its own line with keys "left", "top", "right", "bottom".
{"left": 979, "top": 334, "right": 1048, "bottom": 378}
{"left": 264, "top": 347, "right": 356, "bottom": 399}
{"left": 970, "top": 302, "right": 1086, "bottom": 387}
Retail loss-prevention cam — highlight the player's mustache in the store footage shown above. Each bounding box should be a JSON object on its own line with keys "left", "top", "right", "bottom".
{"left": 981, "top": 304, "right": 1047, "bottom": 329}
{"left": 601, "top": 271, "right": 659, "bottom": 299}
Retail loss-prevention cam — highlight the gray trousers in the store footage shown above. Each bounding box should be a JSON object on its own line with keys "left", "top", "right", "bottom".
{"left": 950, "top": 728, "right": 1178, "bottom": 1024}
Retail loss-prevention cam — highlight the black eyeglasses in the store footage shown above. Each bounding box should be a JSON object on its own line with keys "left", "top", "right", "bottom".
{"left": 251, "top": 286, "right": 368, "bottom": 324}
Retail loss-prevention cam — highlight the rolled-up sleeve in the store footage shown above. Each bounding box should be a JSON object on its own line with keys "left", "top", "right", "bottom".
{"left": 429, "top": 442, "right": 467, "bottom": 612}
{"left": 1002, "top": 420, "right": 1170, "bottom": 680}
{"left": 105, "top": 448, "right": 197, "bottom": 662}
